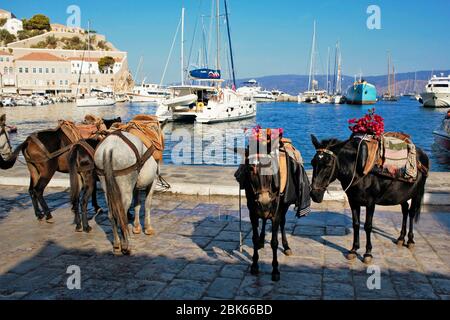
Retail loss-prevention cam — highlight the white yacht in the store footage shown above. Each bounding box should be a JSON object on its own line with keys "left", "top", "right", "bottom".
{"left": 157, "top": 1, "right": 256, "bottom": 124}
{"left": 128, "top": 82, "right": 171, "bottom": 103}
{"left": 420, "top": 74, "right": 450, "bottom": 108}
{"left": 253, "top": 90, "right": 276, "bottom": 102}
{"left": 236, "top": 79, "right": 261, "bottom": 99}
{"left": 156, "top": 85, "right": 256, "bottom": 124}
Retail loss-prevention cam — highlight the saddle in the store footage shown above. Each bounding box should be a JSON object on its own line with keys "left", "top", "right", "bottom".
{"left": 114, "top": 115, "right": 165, "bottom": 162}
{"left": 358, "top": 132, "right": 425, "bottom": 182}
{"left": 279, "top": 138, "right": 303, "bottom": 194}
{"left": 77, "top": 114, "right": 108, "bottom": 139}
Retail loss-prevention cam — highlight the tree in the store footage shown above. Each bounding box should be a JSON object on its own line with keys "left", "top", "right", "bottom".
{"left": 0, "top": 18, "right": 7, "bottom": 27}
{"left": 23, "top": 14, "right": 51, "bottom": 31}
{"left": 0, "top": 29, "right": 16, "bottom": 45}
{"left": 98, "top": 56, "right": 116, "bottom": 73}
{"left": 17, "top": 29, "right": 45, "bottom": 40}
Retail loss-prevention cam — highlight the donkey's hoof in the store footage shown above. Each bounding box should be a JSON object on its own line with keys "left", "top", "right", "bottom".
{"left": 75, "top": 225, "right": 83, "bottom": 233}
{"left": 363, "top": 254, "right": 373, "bottom": 264}
{"left": 250, "top": 266, "right": 259, "bottom": 276}
{"left": 284, "top": 249, "right": 293, "bottom": 256}
{"left": 346, "top": 251, "right": 357, "bottom": 260}
{"left": 45, "top": 214, "right": 55, "bottom": 224}
{"left": 121, "top": 248, "right": 132, "bottom": 256}
{"left": 133, "top": 225, "right": 142, "bottom": 235}
{"left": 144, "top": 227, "right": 155, "bottom": 236}
{"left": 272, "top": 273, "right": 281, "bottom": 282}
{"left": 407, "top": 242, "right": 415, "bottom": 250}
{"left": 113, "top": 245, "right": 122, "bottom": 255}
{"left": 395, "top": 239, "right": 405, "bottom": 247}
{"left": 37, "top": 214, "right": 45, "bottom": 221}
{"left": 84, "top": 226, "right": 92, "bottom": 233}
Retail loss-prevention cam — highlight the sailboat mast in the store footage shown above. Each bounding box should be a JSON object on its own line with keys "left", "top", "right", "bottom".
{"left": 387, "top": 51, "right": 391, "bottom": 95}
{"left": 326, "top": 47, "right": 330, "bottom": 94}
{"left": 308, "top": 21, "right": 316, "bottom": 92}
{"left": 224, "top": 0, "right": 236, "bottom": 89}
{"left": 181, "top": 7, "right": 185, "bottom": 86}
{"left": 216, "top": 0, "right": 220, "bottom": 71}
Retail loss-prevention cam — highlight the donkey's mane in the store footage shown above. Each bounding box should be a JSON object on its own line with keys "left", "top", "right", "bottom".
{"left": 320, "top": 138, "right": 344, "bottom": 149}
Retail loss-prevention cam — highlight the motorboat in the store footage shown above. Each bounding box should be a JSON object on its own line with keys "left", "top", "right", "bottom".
{"left": 156, "top": 85, "right": 256, "bottom": 123}
{"left": 421, "top": 74, "right": 450, "bottom": 108}
{"left": 253, "top": 90, "right": 276, "bottom": 102}
{"left": 433, "top": 110, "right": 450, "bottom": 152}
{"left": 128, "top": 82, "right": 171, "bottom": 103}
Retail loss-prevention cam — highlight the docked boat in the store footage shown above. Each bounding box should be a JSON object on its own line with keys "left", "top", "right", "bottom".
{"left": 236, "top": 80, "right": 261, "bottom": 99}
{"left": 381, "top": 51, "right": 399, "bottom": 102}
{"left": 298, "top": 21, "right": 329, "bottom": 104}
{"left": 77, "top": 95, "right": 116, "bottom": 107}
{"left": 433, "top": 110, "right": 450, "bottom": 152}
{"left": 345, "top": 79, "right": 377, "bottom": 105}
{"left": 253, "top": 90, "right": 276, "bottom": 102}
{"left": 421, "top": 74, "right": 450, "bottom": 108}
{"left": 156, "top": 85, "right": 256, "bottom": 123}
{"left": 128, "top": 82, "right": 171, "bottom": 103}
{"left": 156, "top": 1, "right": 256, "bottom": 124}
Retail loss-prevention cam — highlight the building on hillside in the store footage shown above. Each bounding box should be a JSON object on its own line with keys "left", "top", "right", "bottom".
{"left": 1, "top": 18, "right": 23, "bottom": 35}
{"left": 15, "top": 52, "right": 72, "bottom": 95}
{"left": 50, "top": 23, "right": 85, "bottom": 34}
{"left": 1, "top": 47, "right": 131, "bottom": 95}
{"left": 0, "top": 49, "right": 15, "bottom": 93}
{"left": 0, "top": 9, "right": 14, "bottom": 20}
{"left": 68, "top": 57, "right": 123, "bottom": 75}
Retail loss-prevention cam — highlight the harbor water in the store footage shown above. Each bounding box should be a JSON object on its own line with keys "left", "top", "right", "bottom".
{"left": 2, "top": 97, "right": 449, "bottom": 171}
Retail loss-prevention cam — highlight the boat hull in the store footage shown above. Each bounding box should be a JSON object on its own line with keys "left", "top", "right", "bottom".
{"left": 345, "top": 83, "right": 377, "bottom": 105}
{"left": 421, "top": 92, "right": 450, "bottom": 108}
{"left": 76, "top": 97, "right": 116, "bottom": 107}
{"left": 433, "top": 131, "right": 450, "bottom": 152}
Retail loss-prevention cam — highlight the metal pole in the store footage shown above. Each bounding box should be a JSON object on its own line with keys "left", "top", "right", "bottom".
{"left": 239, "top": 186, "right": 242, "bottom": 253}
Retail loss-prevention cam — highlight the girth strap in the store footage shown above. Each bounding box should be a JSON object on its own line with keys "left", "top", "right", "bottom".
{"left": 96, "top": 130, "right": 156, "bottom": 177}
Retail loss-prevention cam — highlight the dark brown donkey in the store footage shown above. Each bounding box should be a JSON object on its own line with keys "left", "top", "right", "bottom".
{"left": 5, "top": 117, "right": 121, "bottom": 222}
{"left": 235, "top": 130, "right": 311, "bottom": 281}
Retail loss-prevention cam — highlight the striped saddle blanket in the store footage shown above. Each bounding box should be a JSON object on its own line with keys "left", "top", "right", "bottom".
{"left": 364, "top": 132, "right": 418, "bottom": 182}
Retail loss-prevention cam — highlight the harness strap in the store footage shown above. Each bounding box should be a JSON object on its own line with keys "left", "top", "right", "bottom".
{"left": 96, "top": 131, "right": 157, "bottom": 177}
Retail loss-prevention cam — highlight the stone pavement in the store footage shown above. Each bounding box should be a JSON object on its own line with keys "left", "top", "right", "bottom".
{"left": 0, "top": 186, "right": 449, "bottom": 300}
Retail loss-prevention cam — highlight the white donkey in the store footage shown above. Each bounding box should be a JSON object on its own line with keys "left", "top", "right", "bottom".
{"left": 0, "top": 114, "right": 14, "bottom": 170}
{"left": 95, "top": 130, "right": 161, "bottom": 255}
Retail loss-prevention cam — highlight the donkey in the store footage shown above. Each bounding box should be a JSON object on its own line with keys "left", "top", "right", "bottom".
{"left": 3, "top": 117, "right": 121, "bottom": 222}
{"left": 94, "top": 127, "right": 165, "bottom": 255}
{"left": 310, "top": 135, "right": 429, "bottom": 264}
{"left": 0, "top": 114, "right": 13, "bottom": 169}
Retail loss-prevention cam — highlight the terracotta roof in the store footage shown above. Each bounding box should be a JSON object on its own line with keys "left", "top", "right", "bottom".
{"left": 16, "top": 52, "right": 66, "bottom": 62}
{"left": 0, "top": 50, "right": 13, "bottom": 56}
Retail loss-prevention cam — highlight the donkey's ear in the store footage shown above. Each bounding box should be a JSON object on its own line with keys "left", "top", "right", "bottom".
{"left": 0, "top": 114, "right": 5, "bottom": 126}
{"left": 311, "top": 134, "right": 320, "bottom": 150}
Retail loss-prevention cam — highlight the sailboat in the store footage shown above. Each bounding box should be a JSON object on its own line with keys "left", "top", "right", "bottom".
{"left": 298, "top": 21, "right": 328, "bottom": 104}
{"left": 156, "top": 0, "right": 256, "bottom": 123}
{"left": 381, "top": 51, "right": 398, "bottom": 102}
{"left": 330, "top": 41, "right": 345, "bottom": 104}
{"left": 76, "top": 21, "right": 116, "bottom": 108}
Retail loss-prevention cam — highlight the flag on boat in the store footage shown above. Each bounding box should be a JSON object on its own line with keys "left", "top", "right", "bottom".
{"left": 189, "top": 68, "right": 221, "bottom": 80}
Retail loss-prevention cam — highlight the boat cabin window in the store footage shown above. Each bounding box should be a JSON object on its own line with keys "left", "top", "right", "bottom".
{"left": 433, "top": 84, "right": 449, "bottom": 88}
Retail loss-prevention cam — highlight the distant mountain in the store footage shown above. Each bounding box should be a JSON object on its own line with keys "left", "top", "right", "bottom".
{"left": 237, "top": 70, "right": 450, "bottom": 96}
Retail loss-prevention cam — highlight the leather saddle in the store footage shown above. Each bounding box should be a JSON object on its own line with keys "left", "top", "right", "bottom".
{"left": 114, "top": 114, "right": 165, "bottom": 162}
{"left": 279, "top": 138, "right": 303, "bottom": 194}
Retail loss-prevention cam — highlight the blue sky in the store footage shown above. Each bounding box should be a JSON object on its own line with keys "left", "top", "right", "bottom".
{"left": 3, "top": 0, "right": 450, "bottom": 84}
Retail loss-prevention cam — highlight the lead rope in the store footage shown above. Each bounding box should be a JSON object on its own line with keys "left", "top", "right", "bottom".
{"left": 343, "top": 134, "right": 367, "bottom": 193}
{"left": 239, "top": 186, "right": 243, "bottom": 253}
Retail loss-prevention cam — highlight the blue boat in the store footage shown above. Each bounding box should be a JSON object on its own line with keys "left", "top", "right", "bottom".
{"left": 345, "top": 80, "right": 377, "bottom": 105}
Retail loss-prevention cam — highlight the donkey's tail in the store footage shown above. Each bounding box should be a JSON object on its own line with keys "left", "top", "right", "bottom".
{"left": 414, "top": 178, "right": 426, "bottom": 223}
{"left": 0, "top": 140, "right": 27, "bottom": 170}
{"left": 103, "top": 150, "right": 128, "bottom": 236}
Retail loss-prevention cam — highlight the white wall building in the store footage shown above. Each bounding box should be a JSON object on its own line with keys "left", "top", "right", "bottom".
{"left": 2, "top": 18, "right": 23, "bottom": 35}
{"left": 69, "top": 57, "right": 123, "bottom": 75}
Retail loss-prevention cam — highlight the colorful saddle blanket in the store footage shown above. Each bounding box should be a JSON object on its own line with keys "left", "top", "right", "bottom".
{"left": 358, "top": 132, "right": 419, "bottom": 182}
{"left": 115, "top": 115, "right": 165, "bottom": 162}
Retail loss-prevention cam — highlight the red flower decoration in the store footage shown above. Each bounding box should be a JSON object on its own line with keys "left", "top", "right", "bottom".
{"left": 348, "top": 108, "right": 384, "bottom": 137}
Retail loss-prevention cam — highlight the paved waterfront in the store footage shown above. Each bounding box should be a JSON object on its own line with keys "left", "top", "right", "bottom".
{"left": 0, "top": 186, "right": 449, "bottom": 300}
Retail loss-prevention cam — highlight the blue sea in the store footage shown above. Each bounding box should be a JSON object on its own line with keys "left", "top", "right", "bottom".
{"left": 4, "top": 97, "right": 449, "bottom": 171}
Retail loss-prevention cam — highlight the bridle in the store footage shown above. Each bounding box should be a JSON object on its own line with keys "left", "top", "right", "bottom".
{"left": 246, "top": 152, "right": 282, "bottom": 218}
{"left": 311, "top": 148, "right": 338, "bottom": 192}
